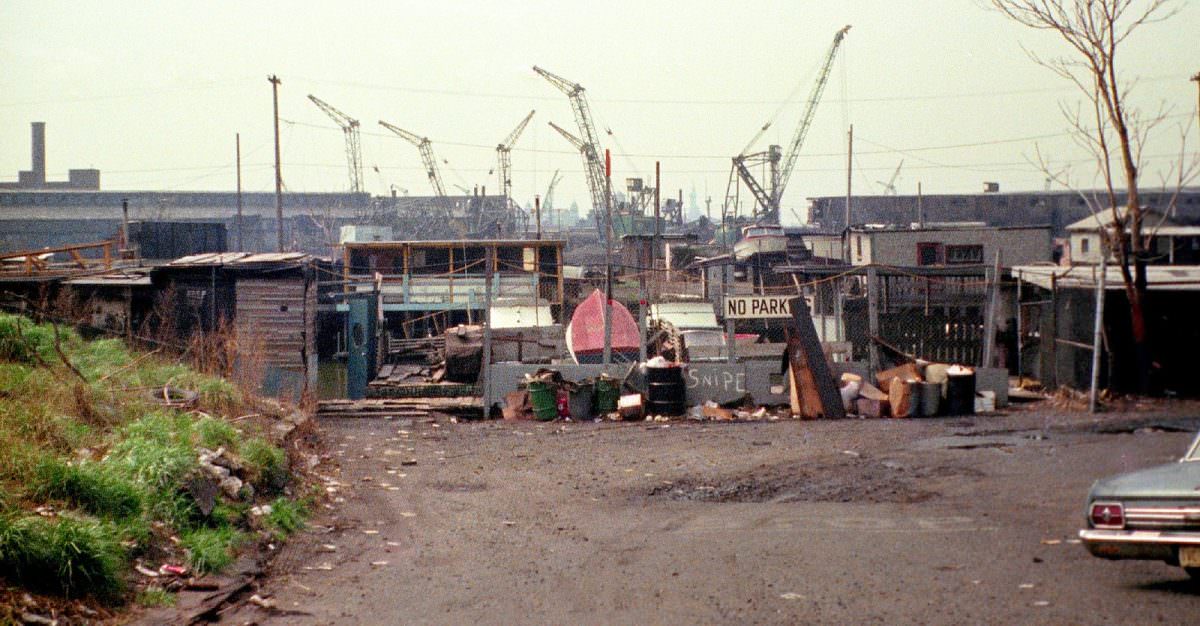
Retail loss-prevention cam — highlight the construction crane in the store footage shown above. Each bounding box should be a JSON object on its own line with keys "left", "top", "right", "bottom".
{"left": 533, "top": 67, "right": 612, "bottom": 224}
{"left": 307, "top": 94, "right": 364, "bottom": 193}
{"left": 726, "top": 25, "right": 850, "bottom": 224}
{"left": 877, "top": 159, "right": 904, "bottom": 195}
{"left": 549, "top": 121, "right": 605, "bottom": 235}
{"left": 497, "top": 110, "right": 536, "bottom": 206}
{"left": 378, "top": 121, "right": 446, "bottom": 197}
{"left": 543, "top": 169, "right": 563, "bottom": 228}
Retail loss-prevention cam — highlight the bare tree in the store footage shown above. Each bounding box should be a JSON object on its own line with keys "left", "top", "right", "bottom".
{"left": 992, "top": 0, "right": 1188, "bottom": 392}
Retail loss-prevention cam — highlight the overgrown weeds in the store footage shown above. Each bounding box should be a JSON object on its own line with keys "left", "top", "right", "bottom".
{"left": 0, "top": 312, "right": 310, "bottom": 605}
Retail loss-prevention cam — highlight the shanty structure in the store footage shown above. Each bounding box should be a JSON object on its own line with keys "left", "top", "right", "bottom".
{"left": 341, "top": 239, "right": 566, "bottom": 339}
{"left": 151, "top": 252, "right": 317, "bottom": 399}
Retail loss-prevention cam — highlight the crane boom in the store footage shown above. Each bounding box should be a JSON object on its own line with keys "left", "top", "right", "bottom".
{"left": 497, "top": 109, "right": 536, "bottom": 205}
{"left": 548, "top": 121, "right": 605, "bottom": 236}
{"left": 533, "top": 66, "right": 612, "bottom": 220}
{"left": 773, "top": 25, "right": 851, "bottom": 206}
{"left": 548, "top": 121, "right": 586, "bottom": 152}
{"left": 308, "top": 94, "right": 364, "bottom": 193}
{"left": 544, "top": 170, "right": 562, "bottom": 210}
{"left": 378, "top": 120, "right": 446, "bottom": 197}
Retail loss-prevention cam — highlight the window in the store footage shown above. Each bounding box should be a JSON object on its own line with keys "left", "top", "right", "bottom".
{"left": 1080, "top": 238, "right": 1090, "bottom": 254}
{"left": 855, "top": 235, "right": 862, "bottom": 260}
{"left": 945, "top": 244, "right": 984, "bottom": 265}
{"left": 917, "top": 242, "right": 942, "bottom": 266}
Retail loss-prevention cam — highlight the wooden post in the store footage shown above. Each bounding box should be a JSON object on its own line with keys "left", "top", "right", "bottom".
{"left": 1049, "top": 273, "right": 1058, "bottom": 388}
{"left": 866, "top": 266, "right": 880, "bottom": 373}
{"left": 981, "top": 251, "right": 1001, "bottom": 368}
{"left": 1089, "top": 254, "right": 1107, "bottom": 412}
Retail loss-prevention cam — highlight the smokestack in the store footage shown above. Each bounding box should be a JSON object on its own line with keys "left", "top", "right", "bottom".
{"left": 31, "top": 122, "right": 46, "bottom": 184}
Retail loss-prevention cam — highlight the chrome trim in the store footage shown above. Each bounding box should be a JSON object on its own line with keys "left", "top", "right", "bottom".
{"left": 1124, "top": 506, "right": 1200, "bottom": 529}
{"left": 1080, "top": 528, "right": 1200, "bottom": 545}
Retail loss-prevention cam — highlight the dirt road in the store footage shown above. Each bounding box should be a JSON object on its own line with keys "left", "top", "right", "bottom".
{"left": 222, "top": 409, "right": 1200, "bottom": 624}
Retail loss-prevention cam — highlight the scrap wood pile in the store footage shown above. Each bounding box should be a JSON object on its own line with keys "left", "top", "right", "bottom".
{"left": 838, "top": 361, "right": 994, "bottom": 419}
{"left": 318, "top": 397, "right": 482, "bottom": 419}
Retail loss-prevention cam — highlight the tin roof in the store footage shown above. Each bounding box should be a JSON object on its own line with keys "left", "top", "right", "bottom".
{"left": 1013, "top": 264, "right": 1200, "bottom": 291}
{"left": 167, "top": 252, "right": 310, "bottom": 267}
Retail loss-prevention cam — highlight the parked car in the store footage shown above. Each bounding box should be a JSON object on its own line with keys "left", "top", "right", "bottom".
{"left": 1080, "top": 430, "right": 1200, "bottom": 578}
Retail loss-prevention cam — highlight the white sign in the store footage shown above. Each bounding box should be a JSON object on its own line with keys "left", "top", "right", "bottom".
{"left": 724, "top": 296, "right": 796, "bottom": 319}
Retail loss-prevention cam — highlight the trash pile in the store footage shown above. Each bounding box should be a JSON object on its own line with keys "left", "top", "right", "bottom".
{"left": 839, "top": 361, "right": 994, "bottom": 418}
{"left": 501, "top": 357, "right": 795, "bottom": 423}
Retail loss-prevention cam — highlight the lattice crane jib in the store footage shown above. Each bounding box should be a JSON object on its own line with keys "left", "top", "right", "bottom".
{"left": 308, "top": 94, "right": 364, "bottom": 194}
{"left": 533, "top": 66, "right": 612, "bottom": 219}
{"left": 728, "top": 25, "right": 850, "bottom": 224}
{"left": 378, "top": 120, "right": 447, "bottom": 197}
{"left": 497, "top": 109, "right": 536, "bottom": 208}
{"left": 773, "top": 25, "right": 851, "bottom": 209}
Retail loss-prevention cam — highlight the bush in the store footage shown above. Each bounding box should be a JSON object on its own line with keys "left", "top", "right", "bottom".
{"left": 0, "top": 513, "right": 125, "bottom": 599}
{"left": 180, "top": 526, "right": 244, "bottom": 574}
{"left": 32, "top": 458, "right": 142, "bottom": 519}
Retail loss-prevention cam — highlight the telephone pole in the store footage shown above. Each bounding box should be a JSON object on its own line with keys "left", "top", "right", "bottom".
{"left": 269, "top": 74, "right": 284, "bottom": 252}
{"left": 235, "top": 133, "right": 244, "bottom": 252}
{"left": 1191, "top": 72, "right": 1200, "bottom": 135}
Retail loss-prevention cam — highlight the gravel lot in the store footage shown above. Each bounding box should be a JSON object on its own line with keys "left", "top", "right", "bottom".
{"left": 218, "top": 407, "right": 1200, "bottom": 625}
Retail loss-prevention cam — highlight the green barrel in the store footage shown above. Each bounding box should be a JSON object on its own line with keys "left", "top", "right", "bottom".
{"left": 594, "top": 378, "right": 619, "bottom": 414}
{"left": 528, "top": 381, "right": 558, "bottom": 421}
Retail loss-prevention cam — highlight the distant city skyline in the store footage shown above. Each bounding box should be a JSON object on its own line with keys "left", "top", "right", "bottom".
{"left": 2, "top": 1, "right": 1197, "bottom": 224}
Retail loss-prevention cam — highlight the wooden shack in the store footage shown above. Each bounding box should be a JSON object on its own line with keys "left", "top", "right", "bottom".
{"left": 151, "top": 252, "right": 316, "bottom": 400}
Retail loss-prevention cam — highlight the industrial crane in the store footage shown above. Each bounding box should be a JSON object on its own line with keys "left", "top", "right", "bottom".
{"left": 533, "top": 67, "right": 613, "bottom": 224}
{"left": 877, "top": 159, "right": 904, "bottom": 195}
{"left": 497, "top": 110, "right": 536, "bottom": 206}
{"left": 549, "top": 121, "right": 604, "bottom": 235}
{"left": 378, "top": 121, "right": 446, "bottom": 197}
{"left": 726, "top": 25, "right": 850, "bottom": 224}
{"left": 307, "top": 94, "right": 364, "bottom": 193}
{"left": 543, "top": 169, "right": 563, "bottom": 228}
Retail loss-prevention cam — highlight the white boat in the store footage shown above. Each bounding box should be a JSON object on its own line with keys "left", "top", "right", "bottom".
{"left": 732, "top": 224, "right": 787, "bottom": 261}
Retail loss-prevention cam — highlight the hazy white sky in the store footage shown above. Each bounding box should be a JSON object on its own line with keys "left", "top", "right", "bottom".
{"left": 2, "top": 1, "right": 1197, "bottom": 223}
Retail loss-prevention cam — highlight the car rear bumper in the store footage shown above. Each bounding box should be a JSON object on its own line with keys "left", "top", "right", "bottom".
{"left": 1080, "top": 528, "right": 1200, "bottom": 561}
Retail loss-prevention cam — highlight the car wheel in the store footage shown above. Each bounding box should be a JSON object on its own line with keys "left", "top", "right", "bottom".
{"left": 1185, "top": 567, "right": 1200, "bottom": 581}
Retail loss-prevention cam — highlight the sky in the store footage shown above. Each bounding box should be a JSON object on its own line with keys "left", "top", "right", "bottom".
{"left": 2, "top": 0, "right": 1198, "bottom": 224}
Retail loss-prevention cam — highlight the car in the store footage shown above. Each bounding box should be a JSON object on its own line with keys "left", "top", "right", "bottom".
{"left": 1080, "top": 430, "right": 1200, "bottom": 578}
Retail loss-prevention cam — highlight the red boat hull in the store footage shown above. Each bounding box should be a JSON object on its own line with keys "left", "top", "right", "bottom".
{"left": 567, "top": 289, "right": 640, "bottom": 363}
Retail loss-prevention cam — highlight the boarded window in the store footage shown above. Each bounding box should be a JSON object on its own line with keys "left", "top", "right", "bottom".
{"left": 945, "top": 244, "right": 983, "bottom": 265}
{"left": 1080, "top": 238, "right": 1090, "bottom": 254}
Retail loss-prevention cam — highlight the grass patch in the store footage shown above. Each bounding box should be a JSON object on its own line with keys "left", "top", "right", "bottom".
{"left": 241, "top": 437, "right": 289, "bottom": 494}
{"left": 263, "top": 497, "right": 307, "bottom": 540}
{"left": 180, "top": 526, "right": 245, "bottom": 574}
{"left": 32, "top": 458, "right": 143, "bottom": 519}
{"left": 135, "top": 586, "right": 176, "bottom": 608}
{"left": 0, "top": 513, "right": 125, "bottom": 599}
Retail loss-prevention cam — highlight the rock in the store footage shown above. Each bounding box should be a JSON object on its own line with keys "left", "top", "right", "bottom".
{"left": 219, "top": 476, "right": 244, "bottom": 499}
{"left": 186, "top": 473, "right": 220, "bottom": 516}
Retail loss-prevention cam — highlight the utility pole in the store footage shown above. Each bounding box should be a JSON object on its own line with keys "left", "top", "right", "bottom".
{"left": 534, "top": 195, "right": 542, "bottom": 240}
{"left": 269, "top": 75, "right": 284, "bottom": 252}
{"left": 603, "top": 149, "right": 613, "bottom": 365}
{"left": 236, "top": 133, "right": 244, "bottom": 252}
{"left": 844, "top": 124, "right": 853, "bottom": 262}
{"left": 1192, "top": 72, "right": 1200, "bottom": 134}
{"left": 917, "top": 181, "right": 924, "bottom": 228}
{"left": 653, "top": 161, "right": 661, "bottom": 293}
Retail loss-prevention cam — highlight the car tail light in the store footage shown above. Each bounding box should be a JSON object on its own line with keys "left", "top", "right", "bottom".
{"left": 1091, "top": 502, "right": 1125, "bottom": 529}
